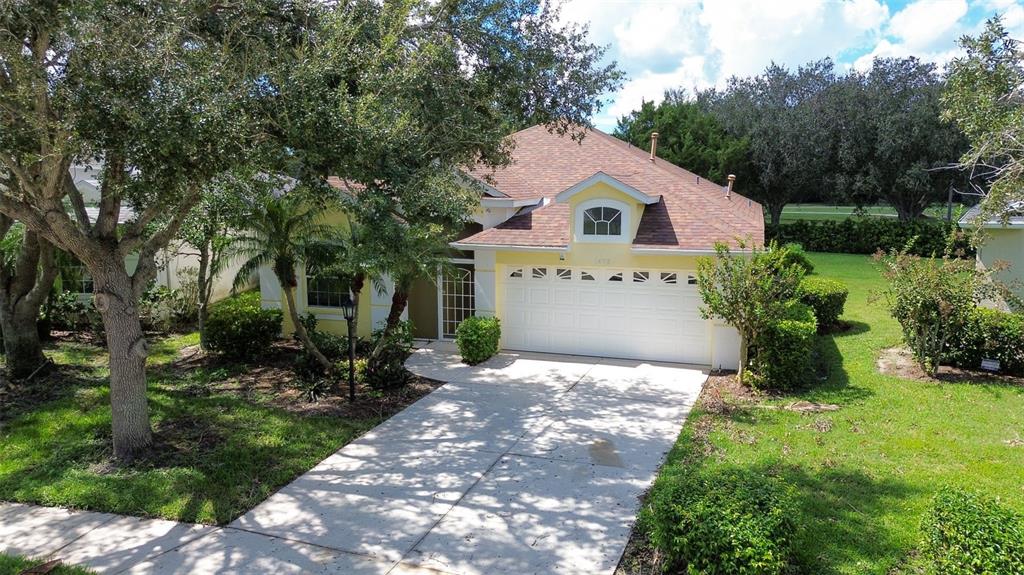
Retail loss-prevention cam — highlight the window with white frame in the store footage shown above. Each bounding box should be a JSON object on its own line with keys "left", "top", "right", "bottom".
{"left": 306, "top": 269, "right": 350, "bottom": 308}
{"left": 575, "top": 198, "right": 630, "bottom": 243}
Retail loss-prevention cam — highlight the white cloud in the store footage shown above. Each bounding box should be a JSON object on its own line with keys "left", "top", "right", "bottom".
{"left": 887, "top": 0, "right": 968, "bottom": 50}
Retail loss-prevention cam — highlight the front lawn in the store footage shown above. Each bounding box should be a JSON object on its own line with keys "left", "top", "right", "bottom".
{"left": 0, "top": 333, "right": 430, "bottom": 525}
{"left": 619, "top": 253, "right": 1024, "bottom": 574}
{"left": 0, "top": 554, "right": 95, "bottom": 574}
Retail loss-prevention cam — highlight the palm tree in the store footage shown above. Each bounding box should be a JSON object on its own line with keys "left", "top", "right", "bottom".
{"left": 231, "top": 192, "right": 341, "bottom": 373}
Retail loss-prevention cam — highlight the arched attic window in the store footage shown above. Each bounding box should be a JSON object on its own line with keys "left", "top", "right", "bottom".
{"left": 575, "top": 198, "right": 631, "bottom": 243}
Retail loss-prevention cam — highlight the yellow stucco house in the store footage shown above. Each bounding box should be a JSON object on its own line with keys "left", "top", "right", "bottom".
{"left": 259, "top": 125, "right": 764, "bottom": 370}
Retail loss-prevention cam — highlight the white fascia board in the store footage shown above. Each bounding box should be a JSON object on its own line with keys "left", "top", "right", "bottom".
{"left": 554, "top": 171, "right": 660, "bottom": 205}
{"left": 630, "top": 247, "right": 749, "bottom": 256}
{"left": 450, "top": 242, "right": 569, "bottom": 253}
{"left": 479, "top": 197, "right": 543, "bottom": 209}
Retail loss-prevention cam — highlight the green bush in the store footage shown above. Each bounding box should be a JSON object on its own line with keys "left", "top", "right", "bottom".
{"left": 642, "top": 465, "right": 797, "bottom": 575}
{"left": 365, "top": 320, "right": 414, "bottom": 390}
{"left": 749, "top": 302, "right": 817, "bottom": 391}
{"left": 780, "top": 242, "right": 814, "bottom": 274}
{"left": 41, "top": 290, "right": 90, "bottom": 331}
{"left": 943, "top": 307, "right": 1024, "bottom": 376}
{"left": 205, "top": 292, "right": 282, "bottom": 360}
{"left": 920, "top": 487, "right": 1024, "bottom": 575}
{"left": 455, "top": 316, "right": 501, "bottom": 365}
{"left": 767, "top": 219, "right": 971, "bottom": 257}
{"left": 799, "top": 276, "right": 848, "bottom": 329}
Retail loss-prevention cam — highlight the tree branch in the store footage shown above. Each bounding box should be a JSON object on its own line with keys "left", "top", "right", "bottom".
{"left": 130, "top": 187, "right": 203, "bottom": 298}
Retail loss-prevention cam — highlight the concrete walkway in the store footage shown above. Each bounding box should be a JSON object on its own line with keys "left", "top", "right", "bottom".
{"left": 1, "top": 343, "right": 706, "bottom": 574}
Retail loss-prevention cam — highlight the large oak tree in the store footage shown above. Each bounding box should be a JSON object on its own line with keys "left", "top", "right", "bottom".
{"left": 0, "top": 1, "right": 268, "bottom": 459}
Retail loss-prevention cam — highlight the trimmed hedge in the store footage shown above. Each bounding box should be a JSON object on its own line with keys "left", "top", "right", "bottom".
{"left": 944, "top": 307, "right": 1024, "bottom": 376}
{"left": 205, "top": 292, "right": 282, "bottom": 360}
{"left": 920, "top": 487, "right": 1024, "bottom": 575}
{"left": 767, "top": 219, "right": 971, "bottom": 257}
{"left": 455, "top": 316, "right": 501, "bottom": 365}
{"left": 799, "top": 276, "right": 849, "bottom": 329}
{"left": 749, "top": 302, "right": 817, "bottom": 391}
{"left": 642, "top": 465, "right": 797, "bottom": 575}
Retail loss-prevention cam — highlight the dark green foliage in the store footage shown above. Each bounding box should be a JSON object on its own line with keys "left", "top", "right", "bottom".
{"left": 920, "top": 487, "right": 1024, "bottom": 575}
{"left": 799, "top": 277, "right": 848, "bottom": 329}
{"left": 642, "top": 465, "right": 797, "bottom": 575}
{"left": 455, "top": 316, "right": 501, "bottom": 365}
{"left": 749, "top": 302, "right": 818, "bottom": 391}
{"left": 41, "top": 291, "right": 90, "bottom": 331}
{"left": 766, "top": 219, "right": 971, "bottom": 257}
{"left": 139, "top": 284, "right": 196, "bottom": 333}
{"left": 943, "top": 307, "right": 1024, "bottom": 376}
{"left": 614, "top": 91, "right": 752, "bottom": 184}
{"left": 365, "top": 320, "right": 414, "bottom": 390}
{"left": 780, "top": 243, "right": 814, "bottom": 274}
{"left": 205, "top": 292, "right": 282, "bottom": 360}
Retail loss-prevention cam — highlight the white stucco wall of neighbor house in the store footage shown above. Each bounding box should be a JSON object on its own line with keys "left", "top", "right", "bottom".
{"left": 978, "top": 227, "right": 1024, "bottom": 301}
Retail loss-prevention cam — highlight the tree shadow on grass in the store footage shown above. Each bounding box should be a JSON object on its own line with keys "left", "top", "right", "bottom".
{"left": 808, "top": 326, "right": 875, "bottom": 404}
{"left": 775, "top": 463, "right": 921, "bottom": 574}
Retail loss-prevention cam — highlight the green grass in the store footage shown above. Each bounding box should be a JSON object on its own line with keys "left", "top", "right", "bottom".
{"left": 777, "top": 203, "right": 961, "bottom": 223}
{"left": 0, "top": 553, "right": 95, "bottom": 574}
{"left": 657, "top": 253, "right": 1024, "bottom": 574}
{"left": 0, "top": 332, "right": 379, "bottom": 525}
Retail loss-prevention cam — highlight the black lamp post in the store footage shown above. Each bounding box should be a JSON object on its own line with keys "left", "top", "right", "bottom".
{"left": 340, "top": 294, "right": 356, "bottom": 402}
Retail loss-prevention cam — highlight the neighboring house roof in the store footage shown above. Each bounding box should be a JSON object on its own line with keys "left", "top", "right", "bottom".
{"left": 84, "top": 206, "right": 136, "bottom": 225}
{"left": 959, "top": 202, "right": 1024, "bottom": 228}
{"left": 458, "top": 125, "right": 764, "bottom": 251}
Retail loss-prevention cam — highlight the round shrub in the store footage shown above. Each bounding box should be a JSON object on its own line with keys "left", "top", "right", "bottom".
{"left": 780, "top": 242, "right": 814, "bottom": 274}
{"left": 799, "top": 276, "right": 849, "bottom": 329}
{"left": 749, "top": 302, "right": 817, "bottom": 391}
{"left": 921, "top": 487, "right": 1024, "bottom": 575}
{"left": 643, "top": 465, "right": 797, "bottom": 575}
{"left": 205, "top": 292, "right": 282, "bottom": 360}
{"left": 455, "top": 316, "right": 501, "bottom": 365}
{"left": 944, "top": 307, "right": 1024, "bottom": 376}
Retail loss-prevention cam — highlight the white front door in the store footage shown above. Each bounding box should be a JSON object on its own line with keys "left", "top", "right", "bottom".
{"left": 501, "top": 266, "right": 709, "bottom": 364}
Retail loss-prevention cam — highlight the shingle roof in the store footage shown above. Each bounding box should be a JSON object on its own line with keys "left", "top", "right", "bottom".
{"left": 460, "top": 125, "right": 764, "bottom": 250}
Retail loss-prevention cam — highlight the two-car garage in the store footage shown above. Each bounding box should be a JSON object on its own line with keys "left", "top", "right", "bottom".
{"left": 500, "top": 265, "right": 711, "bottom": 364}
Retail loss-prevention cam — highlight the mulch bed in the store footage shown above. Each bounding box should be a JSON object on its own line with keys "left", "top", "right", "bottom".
{"left": 170, "top": 341, "right": 444, "bottom": 420}
{"left": 877, "top": 346, "right": 1024, "bottom": 386}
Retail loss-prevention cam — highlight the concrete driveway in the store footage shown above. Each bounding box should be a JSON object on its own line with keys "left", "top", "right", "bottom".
{"left": 118, "top": 343, "right": 707, "bottom": 574}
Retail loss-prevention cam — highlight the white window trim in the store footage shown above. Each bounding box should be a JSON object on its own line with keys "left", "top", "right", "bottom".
{"left": 574, "top": 198, "right": 631, "bottom": 244}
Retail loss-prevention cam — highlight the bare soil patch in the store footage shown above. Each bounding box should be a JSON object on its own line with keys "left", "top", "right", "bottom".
{"left": 877, "top": 346, "right": 1024, "bottom": 386}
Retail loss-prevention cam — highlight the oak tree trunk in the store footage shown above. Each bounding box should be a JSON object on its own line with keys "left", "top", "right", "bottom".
{"left": 767, "top": 203, "right": 785, "bottom": 226}
{"left": 93, "top": 265, "right": 152, "bottom": 461}
{"left": 0, "top": 307, "right": 47, "bottom": 378}
{"left": 197, "top": 240, "right": 211, "bottom": 350}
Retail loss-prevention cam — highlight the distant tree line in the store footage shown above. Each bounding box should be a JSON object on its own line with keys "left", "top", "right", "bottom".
{"left": 615, "top": 57, "right": 969, "bottom": 224}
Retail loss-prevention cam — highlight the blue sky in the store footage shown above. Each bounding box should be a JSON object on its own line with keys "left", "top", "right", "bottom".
{"left": 559, "top": 0, "right": 1024, "bottom": 131}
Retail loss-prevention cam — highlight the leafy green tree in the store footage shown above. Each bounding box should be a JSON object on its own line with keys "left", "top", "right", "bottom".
{"left": 614, "top": 90, "right": 752, "bottom": 184}
{"left": 260, "top": 0, "right": 621, "bottom": 345}
{"left": 706, "top": 60, "right": 837, "bottom": 225}
{"left": 179, "top": 172, "right": 258, "bottom": 349}
{"left": 696, "top": 242, "right": 805, "bottom": 378}
{"left": 0, "top": 1, "right": 269, "bottom": 459}
{"left": 0, "top": 218, "right": 57, "bottom": 378}
{"left": 833, "top": 58, "right": 966, "bottom": 220}
{"left": 943, "top": 16, "right": 1024, "bottom": 223}
{"left": 230, "top": 191, "right": 341, "bottom": 374}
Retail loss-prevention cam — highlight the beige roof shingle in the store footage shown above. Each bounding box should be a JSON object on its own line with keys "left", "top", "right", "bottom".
{"left": 461, "top": 125, "right": 764, "bottom": 250}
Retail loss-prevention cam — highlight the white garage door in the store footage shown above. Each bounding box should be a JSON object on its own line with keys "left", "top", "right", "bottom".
{"left": 501, "top": 265, "right": 709, "bottom": 364}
